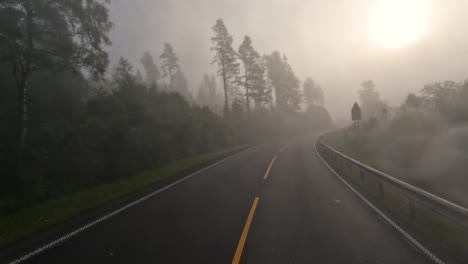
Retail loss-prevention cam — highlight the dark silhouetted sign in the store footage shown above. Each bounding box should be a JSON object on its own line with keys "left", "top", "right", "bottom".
{"left": 351, "top": 102, "right": 361, "bottom": 127}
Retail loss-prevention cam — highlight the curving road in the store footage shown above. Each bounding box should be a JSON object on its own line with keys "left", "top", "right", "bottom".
{"left": 3, "top": 134, "right": 429, "bottom": 264}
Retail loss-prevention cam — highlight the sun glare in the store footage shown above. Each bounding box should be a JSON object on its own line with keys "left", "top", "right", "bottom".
{"left": 370, "top": 0, "right": 430, "bottom": 49}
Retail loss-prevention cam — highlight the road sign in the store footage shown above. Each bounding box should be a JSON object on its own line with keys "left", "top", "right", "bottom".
{"left": 352, "top": 102, "right": 362, "bottom": 121}
{"left": 352, "top": 102, "right": 362, "bottom": 127}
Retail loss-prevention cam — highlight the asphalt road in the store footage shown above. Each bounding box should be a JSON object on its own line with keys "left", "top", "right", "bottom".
{"left": 6, "top": 135, "right": 429, "bottom": 264}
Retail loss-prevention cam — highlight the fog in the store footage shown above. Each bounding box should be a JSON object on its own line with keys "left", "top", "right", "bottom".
{"left": 108, "top": 0, "right": 468, "bottom": 120}
{"left": 2, "top": 1, "right": 468, "bottom": 260}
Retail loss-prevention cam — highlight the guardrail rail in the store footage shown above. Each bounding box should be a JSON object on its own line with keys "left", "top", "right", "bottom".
{"left": 316, "top": 138, "right": 468, "bottom": 263}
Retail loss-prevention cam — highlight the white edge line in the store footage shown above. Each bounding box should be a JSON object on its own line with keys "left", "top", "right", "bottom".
{"left": 314, "top": 143, "right": 446, "bottom": 264}
{"left": 8, "top": 146, "right": 255, "bottom": 264}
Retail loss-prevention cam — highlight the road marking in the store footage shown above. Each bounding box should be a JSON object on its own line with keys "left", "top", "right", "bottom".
{"left": 263, "top": 155, "right": 277, "bottom": 180}
{"left": 232, "top": 146, "right": 283, "bottom": 263}
{"left": 278, "top": 145, "right": 287, "bottom": 154}
{"left": 7, "top": 146, "right": 256, "bottom": 264}
{"left": 232, "top": 197, "right": 260, "bottom": 264}
{"left": 314, "top": 143, "right": 445, "bottom": 264}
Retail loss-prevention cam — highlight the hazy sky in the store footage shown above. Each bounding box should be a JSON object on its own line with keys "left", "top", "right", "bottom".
{"left": 108, "top": 0, "right": 468, "bottom": 120}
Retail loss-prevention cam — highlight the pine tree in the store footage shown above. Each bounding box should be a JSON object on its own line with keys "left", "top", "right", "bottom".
{"left": 239, "top": 36, "right": 269, "bottom": 112}
{"left": 160, "top": 43, "right": 179, "bottom": 89}
{"left": 211, "top": 19, "right": 240, "bottom": 115}
{"left": 264, "top": 52, "right": 302, "bottom": 112}
{"left": 112, "top": 57, "right": 133, "bottom": 87}
{"left": 303, "top": 78, "right": 324, "bottom": 106}
{"left": 281, "top": 55, "right": 302, "bottom": 112}
{"left": 359, "top": 80, "right": 387, "bottom": 120}
{"left": 249, "top": 56, "right": 271, "bottom": 107}
{"left": 172, "top": 69, "right": 192, "bottom": 101}
{"left": 140, "top": 51, "right": 160, "bottom": 86}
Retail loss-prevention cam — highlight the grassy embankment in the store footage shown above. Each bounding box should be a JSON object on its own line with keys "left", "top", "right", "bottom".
{"left": 0, "top": 145, "right": 249, "bottom": 249}
{"left": 320, "top": 129, "right": 468, "bottom": 262}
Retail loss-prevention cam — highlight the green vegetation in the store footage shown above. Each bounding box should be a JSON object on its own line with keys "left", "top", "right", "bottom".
{"left": 318, "top": 139, "right": 468, "bottom": 262}
{"left": 327, "top": 79, "right": 468, "bottom": 209}
{"left": 321, "top": 79, "right": 468, "bottom": 261}
{"left": 321, "top": 77, "right": 468, "bottom": 262}
{"left": 321, "top": 128, "right": 406, "bottom": 178}
{"left": 0, "top": 144, "right": 248, "bottom": 249}
{"left": 0, "top": 1, "right": 333, "bottom": 249}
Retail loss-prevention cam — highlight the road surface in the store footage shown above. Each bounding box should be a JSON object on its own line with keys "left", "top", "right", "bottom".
{"left": 4, "top": 135, "right": 429, "bottom": 264}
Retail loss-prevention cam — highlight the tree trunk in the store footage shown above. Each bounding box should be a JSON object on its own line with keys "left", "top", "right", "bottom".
{"left": 168, "top": 69, "right": 173, "bottom": 89}
{"left": 19, "top": 81, "right": 28, "bottom": 142}
{"left": 14, "top": 0, "right": 33, "bottom": 182}
{"left": 244, "top": 67, "right": 250, "bottom": 114}
{"left": 222, "top": 69, "right": 229, "bottom": 116}
{"left": 221, "top": 57, "right": 229, "bottom": 116}
{"left": 17, "top": 78, "right": 28, "bottom": 164}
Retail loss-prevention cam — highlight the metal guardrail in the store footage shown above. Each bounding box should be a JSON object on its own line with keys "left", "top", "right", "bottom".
{"left": 316, "top": 137, "right": 468, "bottom": 263}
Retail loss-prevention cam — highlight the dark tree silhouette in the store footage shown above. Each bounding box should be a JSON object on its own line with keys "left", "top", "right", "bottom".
{"left": 0, "top": 0, "right": 112, "bottom": 180}
{"left": 265, "top": 52, "right": 302, "bottom": 112}
{"left": 421, "top": 80, "right": 460, "bottom": 111}
{"left": 402, "top": 93, "right": 422, "bottom": 109}
{"left": 211, "top": 19, "right": 240, "bottom": 115}
{"left": 239, "top": 36, "right": 269, "bottom": 111}
{"left": 113, "top": 57, "right": 133, "bottom": 86}
{"left": 160, "top": 43, "right": 179, "bottom": 89}
{"left": 140, "top": 51, "right": 160, "bottom": 86}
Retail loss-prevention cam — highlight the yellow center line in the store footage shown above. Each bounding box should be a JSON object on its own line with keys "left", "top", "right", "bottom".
{"left": 232, "top": 147, "right": 285, "bottom": 263}
{"left": 232, "top": 197, "right": 260, "bottom": 264}
{"left": 278, "top": 145, "right": 287, "bottom": 154}
{"left": 263, "top": 155, "right": 277, "bottom": 180}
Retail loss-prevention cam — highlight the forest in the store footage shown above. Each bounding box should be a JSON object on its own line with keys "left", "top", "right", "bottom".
{"left": 0, "top": 1, "right": 331, "bottom": 212}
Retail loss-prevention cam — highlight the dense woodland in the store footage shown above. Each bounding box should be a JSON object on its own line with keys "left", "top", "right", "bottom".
{"left": 0, "top": 1, "right": 331, "bottom": 211}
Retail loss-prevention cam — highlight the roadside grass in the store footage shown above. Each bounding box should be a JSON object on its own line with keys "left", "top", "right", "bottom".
{"left": 0, "top": 145, "right": 250, "bottom": 249}
{"left": 321, "top": 130, "right": 468, "bottom": 262}
{"left": 321, "top": 129, "right": 409, "bottom": 179}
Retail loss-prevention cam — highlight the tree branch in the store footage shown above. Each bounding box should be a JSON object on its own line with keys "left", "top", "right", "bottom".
{"left": 35, "top": 29, "right": 83, "bottom": 38}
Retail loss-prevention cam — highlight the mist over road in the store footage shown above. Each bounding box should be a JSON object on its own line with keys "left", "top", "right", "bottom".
{"left": 11, "top": 135, "right": 428, "bottom": 264}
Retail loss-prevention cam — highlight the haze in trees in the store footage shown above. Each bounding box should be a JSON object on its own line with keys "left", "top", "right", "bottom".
{"left": 0, "top": 2, "right": 466, "bottom": 261}
{"left": 172, "top": 69, "right": 192, "bottom": 101}
{"left": 239, "top": 36, "right": 269, "bottom": 112}
{"left": 303, "top": 78, "right": 324, "bottom": 107}
{"left": 340, "top": 78, "right": 468, "bottom": 206}
{"left": 4, "top": 2, "right": 468, "bottom": 258}
{"left": 0, "top": 0, "right": 112, "bottom": 186}
{"left": 264, "top": 52, "right": 302, "bottom": 112}
{"left": 358, "top": 80, "right": 388, "bottom": 120}
{"left": 0, "top": 3, "right": 335, "bottom": 218}
{"left": 197, "top": 74, "right": 223, "bottom": 114}
{"left": 160, "top": 43, "right": 180, "bottom": 89}
{"left": 211, "top": 19, "right": 241, "bottom": 115}
{"left": 140, "top": 51, "right": 161, "bottom": 86}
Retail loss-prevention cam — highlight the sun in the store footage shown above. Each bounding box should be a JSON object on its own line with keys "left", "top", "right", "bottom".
{"left": 370, "top": 0, "right": 431, "bottom": 49}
